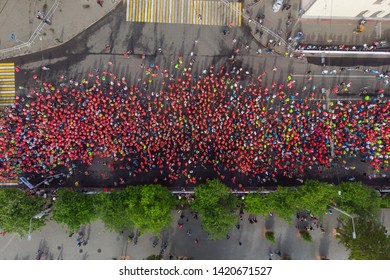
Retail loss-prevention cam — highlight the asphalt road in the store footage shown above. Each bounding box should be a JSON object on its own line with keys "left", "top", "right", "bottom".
{"left": 2, "top": 6, "right": 390, "bottom": 190}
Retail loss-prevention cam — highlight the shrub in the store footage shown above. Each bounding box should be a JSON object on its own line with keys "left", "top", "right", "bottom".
{"left": 265, "top": 231, "right": 276, "bottom": 243}
{"left": 299, "top": 231, "right": 312, "bottom": 242}
{"left": 379, "top": 195, "right": 390, "bottom": 208}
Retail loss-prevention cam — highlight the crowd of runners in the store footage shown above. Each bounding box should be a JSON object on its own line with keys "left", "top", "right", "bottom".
{"left": 0, "top": 62, "right": 389, "bottom": 188}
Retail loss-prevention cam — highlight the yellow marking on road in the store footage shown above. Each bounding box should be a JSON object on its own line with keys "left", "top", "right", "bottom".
{"left": 0, "top": 93, "right": 15, "bottom": 97}
{"left": 126, "top": 0, "right": 242, "bottom": 26}
{"left": 0, "top": 87, "right": 15, "bottom": 91}
{"left": 141, "top": 0, "right": 145, "bottom": 22}
{"left": 0, "top": 75, "right": 14, "bottom": 79}
{"left": 190, "top": 0, "right": 194, "bottom": 24}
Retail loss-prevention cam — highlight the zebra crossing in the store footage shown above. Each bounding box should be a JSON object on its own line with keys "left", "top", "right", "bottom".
{"left": 0, "top": 63, "right": 15, "bottom": 107}
{"left": 0, "top": 179, "right": 18, "bottom": 187}
{"left": 126, "top": 0, "right": 242, "bottom": 26}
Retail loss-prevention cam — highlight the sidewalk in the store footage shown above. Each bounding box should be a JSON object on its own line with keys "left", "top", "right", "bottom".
{"left": 0, "top": 0, "right": 122, "bottom": 60}
{"left": 0, "top": 210, "right": 351, "bottom": 260}
{"left": 242, "top": 0, "right": 390, "bottom": 54}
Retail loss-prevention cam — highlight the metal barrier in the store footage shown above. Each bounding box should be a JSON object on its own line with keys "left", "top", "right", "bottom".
{"left": 219, "top": 0, "right": 294, "bottom": 52}
{"left": 0, "top": 0, "right": 61, "bottom": 55}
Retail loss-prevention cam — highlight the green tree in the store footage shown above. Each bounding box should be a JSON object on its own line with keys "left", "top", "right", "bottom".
{"left": 0, "top": 188, "right": 46, "bottom": 236}
{"left": 299, "top": 231, "right": 312, "bottom": 243}
{"left": 272, "top": 187, "right": 298, "bottom": 222}
{"left": 244, "top": 193, "right": 273, "bottom": 217}
{"left": 192, "top": 179, "right": 238, "bottom": 240}
{"left": 380, "top": 195, "right": 390, "bottom": 208}
{"left": 145, "top": 254, "right": 163, "bottom": 260}
{"left": 97, "top": 191, "right": 133, "bottom": 232}
{"left": 265, "top": 231, "right": 276, "bottom": 243}
{"left": 337, "top": 217, "right": 390, "bottom": 259}
{"left": 53, "top": 189, "right": 98, "bottom": 232}
{"left": 295, "top": 180, "right": 337, "bottom": 217}
{"left": 335, "top": 182, "right": 380, "bottom": 218}
{"left": 125, "top": 184, "right": 175, "bottom": 236}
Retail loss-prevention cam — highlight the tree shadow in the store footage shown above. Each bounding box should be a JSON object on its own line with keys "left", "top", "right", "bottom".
{"left": 318, "top": 231, "right": 330, "bottom": 259}
{"left": 265, "top": 215, "right": 274, "bottom": 230}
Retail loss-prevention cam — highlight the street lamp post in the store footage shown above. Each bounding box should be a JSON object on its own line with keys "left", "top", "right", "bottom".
{"left": 27, "top": 208, "right": 52, "bottom": 241}
{"left": 27, "top": 218, "right": 33, "bottom": 240}
{"left": 328, "top": 205, "right": 357, "bottom": 239}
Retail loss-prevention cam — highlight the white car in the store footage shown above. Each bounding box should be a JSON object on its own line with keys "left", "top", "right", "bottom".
{"left": 272, "top": 0, "right": 284, "bottom": 13}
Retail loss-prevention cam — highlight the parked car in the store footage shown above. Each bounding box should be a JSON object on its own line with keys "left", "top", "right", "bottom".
{"left": 272, "top": 0, "right": 284, "bottom": 13}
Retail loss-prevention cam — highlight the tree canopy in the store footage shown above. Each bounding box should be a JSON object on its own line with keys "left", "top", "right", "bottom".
{"left": 97, "top": 191, "right": 133, "bottom": 233}
{"left": 295, "top": 180, "right": 337, "bottom": 217}
{"left": 335, "top": 182, "right": 380, "bottom": 218}
{"left": 125, "top": 184, "right": 175, "bottom": 236}
{"left": 244, "top": 193, "right": 273, "bottom": 217}
{"left": 53, "top": 189, "right": 98, "bottom": 232}
{"left": 271, "top": 187, "right": 298, "bottom": 222}
{"left": 337, "top": 217, "right": 390, "bottom": 260}
{"left": 192, "top": 179, "right": 238, "bottom": 240}
{"left": 0, "top": 188, "right": 46, "bottom": 236}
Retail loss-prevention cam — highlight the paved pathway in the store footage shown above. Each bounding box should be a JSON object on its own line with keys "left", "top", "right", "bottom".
{"left": 0, "top": 0, "right": 120, "bottom": 60}
{"left": 0, "top": 210, "right": 351, "bottom": 260}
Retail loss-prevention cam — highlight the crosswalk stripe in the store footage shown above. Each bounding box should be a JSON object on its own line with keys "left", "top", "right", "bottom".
{"left": 135, "top": 0, "right": 139, "bottom": 21}
{"left": 129, "top": 0, "right": 133, "bottom": 20}
{"left": 0, "top": 63, "right": 15, "bottom": 107}
{"left": 194, "top": 0, "right": 197, "bottom": 23}
{"left": 168, "top": 0, "right": 171, "bottom": 23}
{"left": 127, "top": 0, "right": 241, "bottom": 26}
{"left": 210, "top": 1, "right": 213, "bottom": 25}
{"left": 150, "top": 0, "right": 154, "bottom": 22}
{"left": 142, "top": 0, "right": 145, "bottom": 21}
{"left": 0, "top": 93, "right": 15, "bottom": 97}
{"left": 189, "top": 0, "right": 192, "bottom": 24}
{"left": 141, "top": 0, "right": 144, "bottom": 22}
{"left": 146, "top": 0, "right": 149, "bottom": 22}
{"left": 181, "top": 0, "right": 184, "bottom": 24}
{"left": 159, "top": 0, "right": 163, "bottom": 23}
{"left": 172, "top": 0, "right": 176, "bottom": 24}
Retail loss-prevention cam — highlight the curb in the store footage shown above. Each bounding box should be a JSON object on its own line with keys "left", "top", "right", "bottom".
{"left": 0, "top": 0, "right": 123, "bottom": 60}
